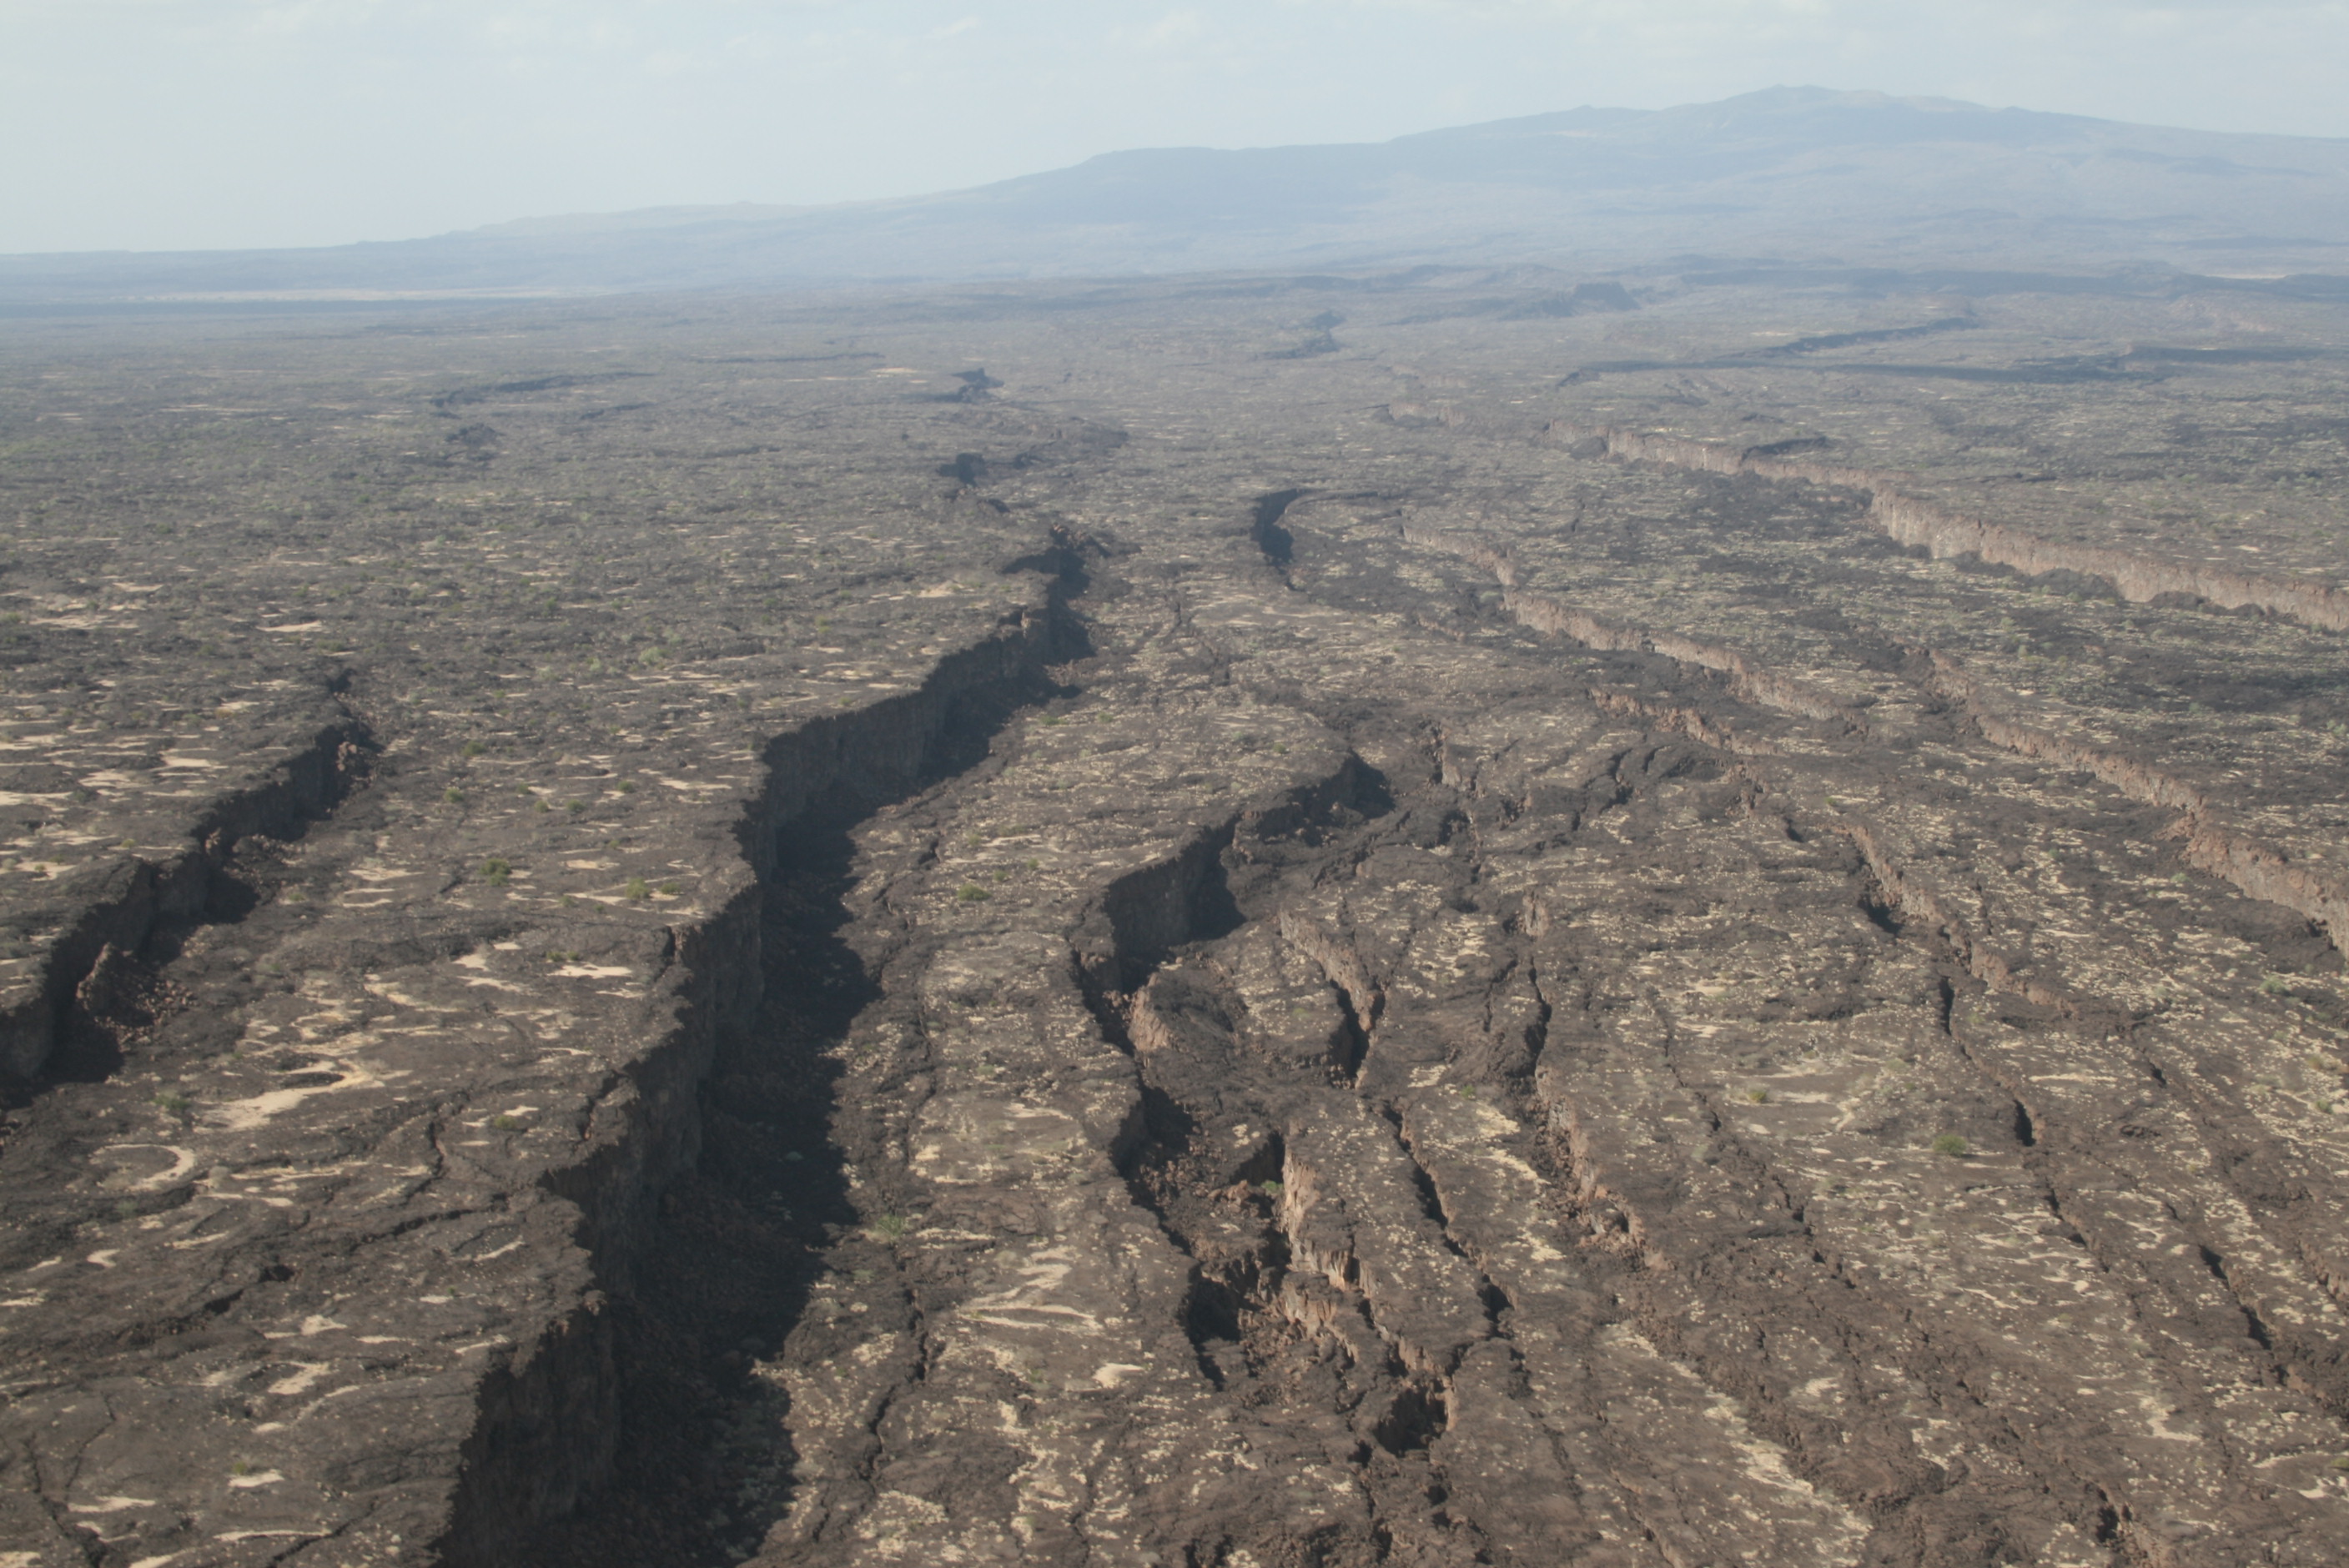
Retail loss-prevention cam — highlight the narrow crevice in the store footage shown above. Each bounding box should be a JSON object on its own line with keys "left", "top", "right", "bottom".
{"left": 455, "top": 604, "right": 1066, "bottom": 1568}
{"left": 2, "top": 709, "right": 376, "bottom": 1094}
{"left": 1250, "top": 488, "right": 1306, "bottom": 577}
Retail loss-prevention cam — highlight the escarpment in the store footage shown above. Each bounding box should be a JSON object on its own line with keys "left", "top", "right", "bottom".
{"left": 1556, "top": 420, "right": 2349, "bottom": 632}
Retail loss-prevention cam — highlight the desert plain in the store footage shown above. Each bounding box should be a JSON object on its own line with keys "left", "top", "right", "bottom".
{"left": 0, "top": 263, "right": 2346, "bottom": 1567}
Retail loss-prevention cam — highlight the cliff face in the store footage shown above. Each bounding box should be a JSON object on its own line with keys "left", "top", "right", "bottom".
{"left": 1561, "top": 420, "right": 2349, "bottom": 632}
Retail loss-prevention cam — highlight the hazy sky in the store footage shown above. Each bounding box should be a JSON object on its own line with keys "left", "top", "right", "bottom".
{"left": 5, "top": 0, "right": 2346, "bottom": 254}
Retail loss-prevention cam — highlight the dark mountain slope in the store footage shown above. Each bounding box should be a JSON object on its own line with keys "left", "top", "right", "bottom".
{"left": 7, "top": 87, "right": 2347, "bottom": 305}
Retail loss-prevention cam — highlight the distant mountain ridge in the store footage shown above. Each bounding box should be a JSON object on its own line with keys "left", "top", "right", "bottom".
{"left": 7, "top": 87, "right": 2348, "bottom": 307}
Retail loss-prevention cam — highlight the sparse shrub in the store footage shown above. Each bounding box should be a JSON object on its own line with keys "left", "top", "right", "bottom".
{"left": 490, "top": 1113, "right": 523, "bottom": 1131}
{"left": 2261, "top": 976, "right": 2290, "bottom": 996}
{"left": 532, "top": 798, "right": 551, "bottom": 813}
{"left": 152, "top": 1090, "right": 190, "bottom": 1114}
{"left": 615, "top": 779, "right": 635, "bottom": 794}
{"left": 461, "top": 740, "right": 485, "bottom": 758}
{"left": 566, "top": 799, "right": 586, "bottom": 815}
{"left": 480, "top": 857, "right": 511, "bottom": 886}
{"left": 1930, "top": 1133, "right": 1969, "bottom": 1158}
{"left": 957, "top": 884, "right": 990, "bottom": 903}
{"left": 1259, "top": 1180, "right": 1284, "bottom": 1198}
{"left": 1024, "top": 858, "right": 1041, "bottom": 871}
{"left": 657, "top": 881, "right": 680, "bottom": 897}
{"left": 625, "top": 877, "right": 650, "bottom": 901}
{"left": 871, "top": 1213, "right": 912, "bottom": 1240}
{"left": 1746, "top": 1088, "right": 1769, "bottom": 1104}
{"left": 444, "top": 787, "right": 464, "bottom": 805}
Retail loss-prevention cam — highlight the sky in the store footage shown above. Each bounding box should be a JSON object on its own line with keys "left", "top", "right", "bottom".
{"left": 3, "top": 0, "right": 2346, "bottom": 254}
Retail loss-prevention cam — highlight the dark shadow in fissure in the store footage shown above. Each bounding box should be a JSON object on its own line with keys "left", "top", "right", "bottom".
{"left": 510, "top": 682, "right": 1045, "bottom": 1568}
{"left": 1252, "top": 489, "right": 1306, "bottom": 569}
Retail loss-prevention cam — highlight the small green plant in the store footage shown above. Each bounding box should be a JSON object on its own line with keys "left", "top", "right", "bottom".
{"left": 1024, "top": 857, "right": 1041, "bottom": 871}
{"left": 1930, "top": 1133, "right": 1970, "bottom": 1158}
{"left": 615, "top": 779, "right": 635, "bottom": 795}
{"left": 229, "top": 1460, "right": 252, "bottom": 1478}
{"left": 1746, "top": 1088, "right": 1770, "bottom": 1104}
{"left": 461, "top": 740, "right": 485, "bottom": 758}
{"left": 1259, "top": 1180, "right": 1284, "bottom": 1198}
{"left": 480, "top": 857, "right": 511, "bottom": 886}
{"left": 1040, "top": 713, "right": 1064, "bottom": 726}
{"left": 115, "top": 1199, "right": 141, "bottom": 1221}
{"left": 2261, "top": 976, "right": 2291, "bottom": 996}
{"left": 625, "top": 877, "right": 651, "bottom": 901}
{"left": 566, "top": 799, "right": 586, "bottom": 815}
{"left": 444, "top": 787, "right": 465, "bottom": 805}
{"left": 957, "top": 883, "right": 990, "bottom": 903}
{"left": 871, "top": 1213, "right": 912, "bottom": 1240}
{"left": 532, "top": 797, "right": 551, "bottom": 813}
{"left": 490, "top": 1113, "right": 523, "bottom": 1131}
{"left": 657, "top": 881, "right": 680, "bottom": 897}
{"left": 152, "top": 1090, "right": 190, "bottom": 1114}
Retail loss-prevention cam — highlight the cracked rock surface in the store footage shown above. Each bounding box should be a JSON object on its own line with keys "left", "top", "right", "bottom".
{"left": 3, "top": 270, "right": 2347, "bottom": 1566}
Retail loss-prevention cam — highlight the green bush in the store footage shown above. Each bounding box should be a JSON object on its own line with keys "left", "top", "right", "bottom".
{"left": 480, "top": 857, "right": 511, "bottom": 886}
{"left": 1930, "top": 1133, "right": 1969, "bottom": 1158}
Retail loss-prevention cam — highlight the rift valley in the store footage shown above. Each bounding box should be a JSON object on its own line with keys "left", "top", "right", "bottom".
{"left": 2, "top": 266, "right": 2347, "bottom": 1567}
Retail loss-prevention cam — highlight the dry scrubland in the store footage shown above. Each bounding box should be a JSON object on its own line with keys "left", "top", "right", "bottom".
{"left": 1, "top": 269, "right": 2346, "bottom": 1567}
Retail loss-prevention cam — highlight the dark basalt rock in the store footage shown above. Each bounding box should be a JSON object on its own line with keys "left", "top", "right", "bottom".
{"left": 3, "top": 273, "right": 2347, "bottom": 1568}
